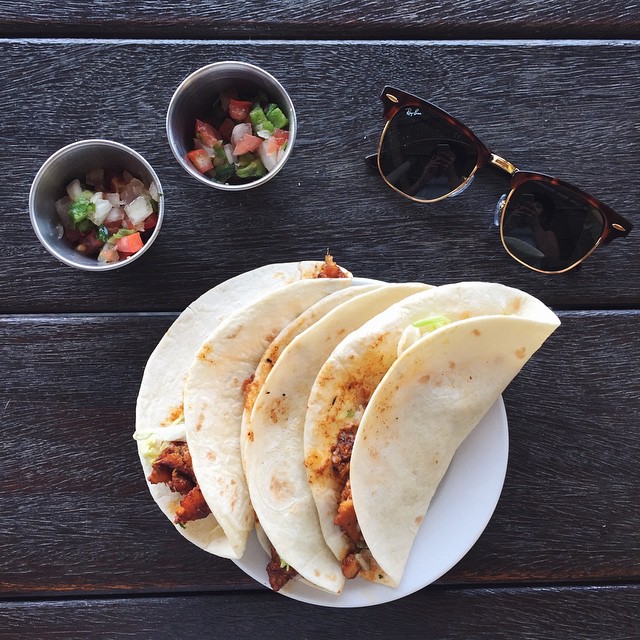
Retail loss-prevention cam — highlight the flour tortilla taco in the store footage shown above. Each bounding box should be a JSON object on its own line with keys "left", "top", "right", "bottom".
{"left": 134, "top": 257, "right": 350, "bottom": 557}
{"left": 304, "top": 282, "right": 560, "bottom": 583}
{"left": 182, "top": 265, "right": 352, "bottom": 559}
{"left": 350, "top": 312, "right": 560, "bottom": 586}
{"left": 242, "top": 282, "right": 430, "bottom": 593}
{"left": 242, "top": 283, "right": 383, "bottom": 427}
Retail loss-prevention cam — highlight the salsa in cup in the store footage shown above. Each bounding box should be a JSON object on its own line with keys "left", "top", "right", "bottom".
{"left": 186, "top": 89, "right": 290, "bottom": 185}
{"left": 55, "top": 169, "right": 161, "bottom": 264}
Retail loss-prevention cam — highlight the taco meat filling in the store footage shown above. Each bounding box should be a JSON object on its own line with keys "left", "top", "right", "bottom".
{"left": 331, "top": 423, "right": 367, "bottom": 579}
{"left": 317, "top": 254, "right": 348, "bottom": 279}
{"left": 266, "top": 545, "right": 298, "bottom": 592}
{"left": 148, "top": 441, "right": 211, "bottom": 525}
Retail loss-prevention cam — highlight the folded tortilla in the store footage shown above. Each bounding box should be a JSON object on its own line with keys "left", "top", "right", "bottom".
{"left": 242, "top": 284, "right": 383, "bottom": 427}
{"left": 243, "top": 283, "right": 429, "bottom": 593}
{"left": 350, "top": 313, "right": 560, "bottom": 586}
{"left": 304, "top": 282, "right": 560, "bottom": 581}
{"left": 135, "top": 260, "right": 348, "bottom": 557}
{"left": 183, "top": 275, "right": 353, "bottom": 559}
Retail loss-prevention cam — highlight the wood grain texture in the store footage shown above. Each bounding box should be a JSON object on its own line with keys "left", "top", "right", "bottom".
{"left": 1, "top": 30, "right": 639, "bottom": 634}
{"left": 0, "top": 1, "right": 639, "bottom": 39}
{"left": 1, "top": 40, "right": 639, "bottom": 314}
{"left": 0, "top": 310, "right": 638, "bottom": 597}
{"left": 1, "top": 586, "right": 639, "bottom": 639}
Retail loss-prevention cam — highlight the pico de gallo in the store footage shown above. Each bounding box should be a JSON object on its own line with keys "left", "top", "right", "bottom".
{"left": 55, "top": 170, "right": 161, "bottom": 264}
{"left": 187, "top": 88, "right": 290, "bottom": 184}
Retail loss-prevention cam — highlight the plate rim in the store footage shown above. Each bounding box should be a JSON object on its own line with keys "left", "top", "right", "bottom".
{"left": 232, "top": 395, "right": 509, "bottom": 607}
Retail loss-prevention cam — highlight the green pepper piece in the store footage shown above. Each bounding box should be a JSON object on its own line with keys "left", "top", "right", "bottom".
{"left": 214, "top": 164, "right": 235, "bottom": 184}
{"left": 265, "top": 105, "right": 288, "bottom": 129}
{"left": 212, "top": 141, "right": 227, "bottom": 160}
{"left": 75, "top": 218, "right": 94, "bottom": 234}
{"left": 97, "top": 225, "right": 110, "bottom": 243}
{"left": 249, "top": 105, "right": 275, "bottom": 136}
{"left": 236, "top": 158, "right": 266, "bottom": 178}
{"left": 67, "top": 198, "right": 95, "bottom": 224}
{"left": 236, "top": 152, "right": 255, "bottom": 167}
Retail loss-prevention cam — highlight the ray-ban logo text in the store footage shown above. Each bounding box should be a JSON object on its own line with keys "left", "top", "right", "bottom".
{"left": 405, "top": 108, "right": 422, "bottom": 117}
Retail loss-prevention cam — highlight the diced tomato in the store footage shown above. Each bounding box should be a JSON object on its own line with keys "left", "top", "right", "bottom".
{"left": 220, "top": 88, "right": 239, "bottom": 112}
{"left": 218, "top": 117, "right": 235, "bottom": 142}
{"left": 263, "top": 136, "right": 280, "bottom": 155}
{"left": 144, "top": 212, "right": 158, "bottom": 230}
{"left": 195, "top": 119, "right": 220, "bottom": 147}
{"left": 233, "top": 134, "right": 262, "bottom": 156}
{"left": 271, "top": 128, "right": 289, "bottom": 147}
{"left": 187, "top": 149, "right": 214, "bottom": 174}
{"left": 116, "top": 232, "right": 144, "bottom": 255}
{"left": 228, "top": 99, "right": 254, "bottom": 122}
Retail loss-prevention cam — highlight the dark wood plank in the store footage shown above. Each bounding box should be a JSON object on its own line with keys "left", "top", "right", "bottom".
{"left": 0, "top": 1, "right": 638, "bottom": 39}
{"left": 2, "top": 40, "right": 639, "bottom": 314}
{"left": 1, "top": 586, "right": 639, "bottom": 639}
{"left": 0, "top": 310, "right": 638, "bottom": 597}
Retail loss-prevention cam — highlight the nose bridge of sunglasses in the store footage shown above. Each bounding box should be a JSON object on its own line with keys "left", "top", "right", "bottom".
{"left": 490, "top": 154, "right": 519, "bottom": 176}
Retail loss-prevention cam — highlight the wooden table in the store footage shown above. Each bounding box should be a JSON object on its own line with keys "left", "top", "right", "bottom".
{"left": 1, "top": 3, "right": 639, "bottom": 637}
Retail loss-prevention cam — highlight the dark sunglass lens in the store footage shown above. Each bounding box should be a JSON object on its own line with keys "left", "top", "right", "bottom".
{"left": 502, "top": 180, "right": 605, "bottom": 272}
{"left": 379, "top": 106, "right": 479, "bottom": 201}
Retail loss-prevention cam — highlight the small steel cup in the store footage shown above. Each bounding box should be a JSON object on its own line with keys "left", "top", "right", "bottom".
{"left": 29, "top": 139, "right": 164, "bottom": 271}
{"left": 166, "top": 61, "right": 297, "bottom": 190}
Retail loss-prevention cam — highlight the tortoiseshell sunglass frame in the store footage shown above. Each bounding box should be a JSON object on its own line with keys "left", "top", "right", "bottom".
{"left": 370, "top": 85, "right": 633, "bottom": 274}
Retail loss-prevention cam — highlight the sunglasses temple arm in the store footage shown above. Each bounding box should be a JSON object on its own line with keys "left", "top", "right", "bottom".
{"left": 364, "top": 153, "right": 379, "bottom": 171}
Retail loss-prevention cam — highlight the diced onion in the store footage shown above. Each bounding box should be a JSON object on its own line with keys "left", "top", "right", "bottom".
{"left": 105, "top": 207, "right": 124, "bottom": 223}
{"left": 120, "top": 178, "right": 148, "bottom": 205}
{"left": 223, "top": 143, "right": 235, "bottom": 165}
{"left": 148, "top": 182, "right": 159, "bottom": 202}
{"left": 55, "top": 196, "right": 72, "bottom": 227}
{"left": 124, "top": 195, "right": 153, "bottom": 225}
{"left": 193, "top": 138, "right": 216, "bottom": 157}
{"left": 258, "top": 141, "right": 278, "bottom": 172}
{"left": 255, "top": 124, "right": 272, "bottom": 139}
{"left": 66, "top": 179, "right": 83, "bottom": 202}
{"left": 231, "top": 123, "right": 252, "bottom": 147}
{"left": 88, "top": 193, "right": 113, "bottom": 225}
{"left": 106, "top": 192, "right": 120, "bottom": 207}
{"left": 97, "top": 242, "right": 119, "bottom": 264}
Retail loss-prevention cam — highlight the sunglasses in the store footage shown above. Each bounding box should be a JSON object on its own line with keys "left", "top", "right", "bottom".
{"left": 367, "top": 86, "right": 633, "bottom": 274}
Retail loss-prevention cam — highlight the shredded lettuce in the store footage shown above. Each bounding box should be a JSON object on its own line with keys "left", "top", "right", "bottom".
{"left": 109, "top": 228, "right": 137, "bottom": 242}
{"left": 397, "top": 315, "right": 452, "bottom": 357}
{"left": 166, "top": 412, "right": 185, "bottom": 428}
{"left": 138, "top": 436, "right": 163, "bottom": 464}
{"left": 411, "top": 315, "right": 451, "bottom": 331}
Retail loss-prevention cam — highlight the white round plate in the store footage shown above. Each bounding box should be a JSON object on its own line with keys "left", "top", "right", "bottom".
{"left": 233, "top": 396, "right": 509, "bottom": 607}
